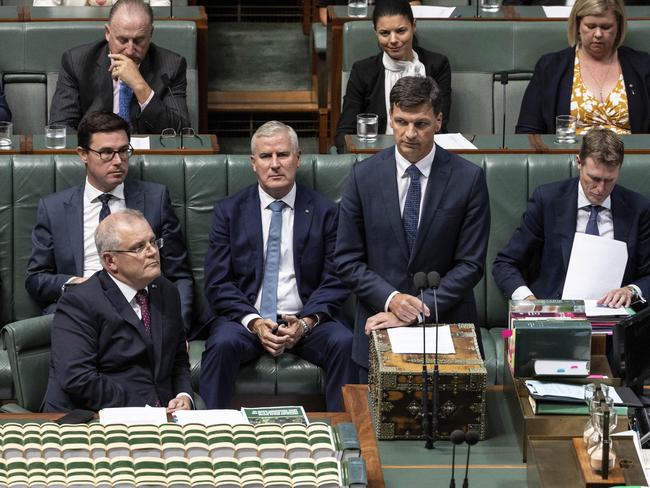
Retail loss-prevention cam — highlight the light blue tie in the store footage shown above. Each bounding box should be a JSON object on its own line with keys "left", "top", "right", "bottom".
{"left": 118, "top": 82, "right": 133, "bottom": 123}
{"left": 402, "top": 165, "right": 422, "bottom": 254}
{"left": 259, "top": 200, "right": 286, "bottom": 319}
{"left": 585, "top": 205, "right": 602, "bottom": 236}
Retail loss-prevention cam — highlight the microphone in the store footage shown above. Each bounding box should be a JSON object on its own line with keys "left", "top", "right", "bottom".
{"left": 449, "top": 430, "right": 466, "bottom": 488}
{"left": 427, "top": 271, "right": 441, "bottom": 446}
{"left": 413, "top": 272, "right": 432, "bottom": 449}
{"left": 498, "top": 71, "right": 510, "bottom": 150}
{"left": 462, "top": 431, "right": 480, "bottom": 488}
{"left": 160, "top": 73, "right": 183, "bottom": 135}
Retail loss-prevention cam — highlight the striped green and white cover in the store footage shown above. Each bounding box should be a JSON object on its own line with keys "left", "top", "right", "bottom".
{"left": 188, "top": 456, "right": 215, "bottom": 486}
{"left": 88, "top": 424, "right": 106, "bottom": 459}
{"left": 206, "top": 424, "right": 235, "bottom": 459}
{"left": 255, "top": 424, "right": 285, "bottom": 459}
{"left": 239, "top": 456, "right": 264, "bottom": 488}
{"left": 283, "top": 423, "right": 311, "bottom": 460}
{"left": 308, "top": 423, "right": 335, "bottom": 459}
{"left": 65, "top": 458, "right": 95, "bottom": 486}
{"left": 94, "top": 457, "right": 112, "bottom": 488}
{"left": 26, "top": 458, "right": 47, "bottom": 486}
{"left": 6, "top": 457, "right": 29, "bottom": 486}
{"left": 212, "top": 457, "right": 240, "bottom": 487}
{"left": 262, "top": 458, "right": 292, "bottom": 487}
{"left": 104, "top": 424, "right": 130, "bottom": 458}
{"left": 110, "top": 455, "right": 136, "bottom": 486}
{"left": 44, "top": 457, "right": 66, "bottom": 486}
{"left": 315, "top": 457, "right": 342, "bottom": 488}
{"left": 165, "top": 456, "right": 191, "bottom": 486}
{"left": 134, "top": 456, "right": 167, "bottom": 486}
{"left": 129, "top": 425, "right": 162, "bottom": 457}
{"left": 40, "top": 423, "right": 62, "bottom": 459}
{"left": 233, "top": 424, "right": 258, "bottom": 459}
{"left": 60, "top": 425, "right": 90, "bottom": 457}
{"left": 291, "top": 457, "right": 318, "bottom": 487}
{"left": 160, "top": 423, "right": 186, "bottom": 458}
{"left": 183, "top": 423, "right": 209, "bottom": 457}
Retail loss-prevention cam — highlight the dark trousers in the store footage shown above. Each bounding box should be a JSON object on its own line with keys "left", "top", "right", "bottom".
{"left": 200, "top": 318, "right": 357, "bottom": 411}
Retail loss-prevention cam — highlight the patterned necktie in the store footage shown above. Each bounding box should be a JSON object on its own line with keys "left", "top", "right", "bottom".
{"left": 118, "top": 82, "right": 133, "bottom": 123}
{"left": 402, "top": 165, "right": 422, "bottom": 253}
{"left": 259, "top": 200, "right": 286, "bottom": 319}
{"left": 585, "top": 205, "right": 602, "bottom": 236}
{"left": 97, "top": 193, "right": 112, "bottom": 223}
{"left": 135, "top": 289, "right": 151, "bottom": 335}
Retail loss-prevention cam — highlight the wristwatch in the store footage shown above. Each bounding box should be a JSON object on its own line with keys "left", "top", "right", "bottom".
{"left": 298, "top": 318, "right": 313, "bottom": 337}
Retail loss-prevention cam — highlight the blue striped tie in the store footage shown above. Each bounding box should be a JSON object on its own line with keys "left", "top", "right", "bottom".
{"left": 585, "top": 205, "right": 602, "bottom": 236}
{"left": 259, "top": 200, "right": 286, "bottom": 319}
{"left": 402, "top": 165, "right": 422, "bottom": 253}
{"left": 118, "top": 82, "right": 133, "bottom": 123}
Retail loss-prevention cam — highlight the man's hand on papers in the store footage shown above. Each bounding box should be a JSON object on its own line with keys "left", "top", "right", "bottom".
{"left": 250, "top": 318, "right": 288, "bottom": 357}
{"left": 388, "top": 293, "right": 430, "bottom": 324}
{"left": 365, "top": 312, "right": 410, "bottom": 335}
{"left": 166, "top": 395, "right": 192, "bottom": 413}
{"left": 598, "top": 286, "right": 634, "bottom": 308}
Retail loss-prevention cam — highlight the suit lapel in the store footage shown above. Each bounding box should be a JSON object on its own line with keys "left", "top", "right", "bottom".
{"left": 64, "top": 184, "right": 85, "bottom": 276}
{"left": 124, "top": 180, "right": 145, "bottom": 213}
{"left": 244, "top": 189, "right": 265, "bottom": 289}
{"left": 555, "top": 181, "right": 579, "bottom": 272}
{"left": 379, "top": 151, "right": 410, "bottom": 262}
{"left": 411, "top": 147, "right": 452, "bottom": 262}
{"left": 148, "top": 280, "right": 164, "bottom": 382}
{"left": 611, "top": 187, "right": 631, "bottom": 243}
{"left": 293, "top": 186, "right": 314, "bottom": 288}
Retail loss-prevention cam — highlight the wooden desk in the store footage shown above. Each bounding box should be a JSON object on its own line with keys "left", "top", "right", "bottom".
{"left": 0, "top": 136, "right": 27, "bottom": 154}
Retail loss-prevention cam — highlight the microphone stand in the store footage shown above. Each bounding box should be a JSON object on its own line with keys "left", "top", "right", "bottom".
{"left": 431, "top": 284, "right": 440, "bottom": 447}
{"left": 499, "top": 71, "right": 509, "bottom": 150}
{"left": 419, "top": 283, "right": 433, "bottom": 450}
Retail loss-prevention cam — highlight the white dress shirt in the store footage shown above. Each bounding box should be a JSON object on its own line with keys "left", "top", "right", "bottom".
{"left": 384, "top": 144, "right": 436, "bottom": 312}
{"left": 241, "top": 184, "right": 304, "bottom": 329}
{"left": 112, "top": 79, "right": 154, "bottom": 117}
{"left": 82, "top": 179, "right": 126, "bottom": 277}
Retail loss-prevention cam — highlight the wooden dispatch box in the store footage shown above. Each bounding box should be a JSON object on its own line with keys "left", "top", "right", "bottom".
{"left": 369, "top": 323, "right": 487, "bottom": 441}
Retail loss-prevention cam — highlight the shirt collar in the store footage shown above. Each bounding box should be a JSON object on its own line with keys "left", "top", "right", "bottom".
{"left": 107, "top": 272, "right": 143, "bottom": 305}
{"left": 258, "top": 183, "right": 297, "bottom": 210}
{"left": 394, "top": 143, "right": 436, "bottom": 178}
{"left": 84, "top": 177, "right": 125, "bottom": 203}
{"left": 577, "top": 180, "right": 611, "bottom": 210}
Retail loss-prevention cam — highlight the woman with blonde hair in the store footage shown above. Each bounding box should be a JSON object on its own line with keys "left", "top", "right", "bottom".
{"left": 516, "top": 0, "right": 650, "bottom": 135}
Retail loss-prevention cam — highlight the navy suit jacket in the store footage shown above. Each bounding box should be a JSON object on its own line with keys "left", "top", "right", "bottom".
{"left": 25, "top": 179, "right": 194, "bottom": 329}
{"left": 202, "top": 184, "right": 348, "bottom": 332}
{"left": 335, "top": 146, "right": 490, "bottom": 367}
{"left": 0, "top": 84, "right": 10, "bottom": 122}
{"left": 516, "top": 46, "right": 650, "bottom": 134}
{"left": 42, "top": 271, "right": 192, "bottom": 412}
{"left": 493, "top": 178, "right": 650, "bottom": 299}
{"left": 49, "top": 40, "right": 190, "bottom": 133}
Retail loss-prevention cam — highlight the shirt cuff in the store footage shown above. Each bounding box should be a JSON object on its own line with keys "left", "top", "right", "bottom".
{"left": 384, "top": 291, "right": 399, "bottom": 313}
{"left": 511, "top": 286, "right": 534, "bottom": 301}
{"left": 139, "top": 89, "right": 155, "bottom": 111}
{"left": 241, "top": 313, "right": 262, "bottom": 332}
{"left": 176, "top": 392, "right": 194, "bottom": 409}
{"left": 628, "top": 284, "right": 646, "bottom": 303}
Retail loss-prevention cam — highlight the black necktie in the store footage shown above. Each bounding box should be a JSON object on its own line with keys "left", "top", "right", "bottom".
{"left": 97, "top": 194, "right": 113, "bottom": 223}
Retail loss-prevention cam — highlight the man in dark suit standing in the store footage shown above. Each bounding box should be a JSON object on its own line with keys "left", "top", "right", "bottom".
{"left": 49, "top": 0, "right": 190, "bottom": 133}
{"left": 26, "top": 111, "right": 193, "bottom": 329}
{"left": 201, "top": 121, "right": 356, "bottom": 411}
{"left": 335, "top": 76, "right": 490, "bottom": 376}
{"left": 493, "top": 129, "right": 650, "bottom": 307}
{"left": 42, "top": 210, "right": 193, "bottom": 412}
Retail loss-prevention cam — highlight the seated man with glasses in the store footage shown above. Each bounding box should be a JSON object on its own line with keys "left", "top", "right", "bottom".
{"left": 26, "top": 111, "right": 194, "bottom": 330}
{"left": 42, "top": 209, "right": 193, "bottom": 412}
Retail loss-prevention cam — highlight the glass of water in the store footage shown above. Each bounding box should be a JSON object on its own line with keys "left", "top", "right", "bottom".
{"left": 348, "top": 0, "right": 368, "bottom": 18}
{"left": 357, "top": 113, "right": 378, "bottom": 142}
{"left": 0, "top": 121, "right": 12, "bottom": 150}
{"left": 555, "top": 115, "right": 577, "bottom": 144}
{"left": 45, "top": 124, "right": 67, "bottom": 150}
{"left": 480, "top": 0, "right": 501, "bottom": 12}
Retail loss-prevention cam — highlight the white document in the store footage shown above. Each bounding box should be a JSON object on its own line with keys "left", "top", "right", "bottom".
{"left": 435, "top": 133, "right": 478, "bottom": 150}
{"left": 387, "top": 325, "right": 455, "bottom": 355}
{"left": 99, "top": 406, "right": 167, "bottom": 425}
{"left": 534, "top": 360, "right": 589, "bottom": 377}
{"left": 584, "top": 299, "right": 630, "bottom": 318}
{"left": 562, "top": 233, "right": 627, "bottom": 300}
{"left": 172, "top": 409, "right": 246, "bottom": 426}
{"left": 525, "top": 380, "right": 623, "bottom": 404}
{"left": 411, "top": 6, "right": 456, "bottom": 18}
{"left": 130, "top": 136, "right": 151, "bottom": 150}
{"left": 542, "top": 6, "right": 572, "bottom": 18}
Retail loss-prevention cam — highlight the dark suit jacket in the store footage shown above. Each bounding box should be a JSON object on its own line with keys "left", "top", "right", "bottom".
{"left": 202, "top": 184, "right": 348, "bottom": 333}
{"left": 493, "top": 178, "right": 650, "bottom": 299}
{"left": 335, "top": 47, "right": 452, "bottom": 153}
{"left": 25, "top": 179, "right": 194, "bottom": 329}
{"left": 516, "top": 46, "right": 650, "bottom": 134}
{"left": 0, "top": 84, "right": 10, "bottom": 122}
{"left": 42, "top": 271, "right": 192, "bottom": 412}
{"left": 335, "top": 146, "right": 490, "bottom": 367}
{"left": 49, "top": 40, "right": 190, "bottom": 133}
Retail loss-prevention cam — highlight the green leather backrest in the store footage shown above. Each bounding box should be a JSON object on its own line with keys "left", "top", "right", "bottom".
{"left": 0, "top": 157, "right": 11, "bottom": 326}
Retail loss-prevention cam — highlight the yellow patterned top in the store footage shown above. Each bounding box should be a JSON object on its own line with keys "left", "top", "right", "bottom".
{"left": 570, "top": 52, "right": 631, "bottom": 135}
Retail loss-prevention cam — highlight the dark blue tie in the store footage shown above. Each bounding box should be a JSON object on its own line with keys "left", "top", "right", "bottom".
{"left": 260, "top": 200, "right": 286, "bottom": 319}
{"left": 97, "top": 193, "right": 112, "bottom": 223}
{"left": 402, "top": 165, "right": 422, "bottom": 253}
{"left": 118, "top": 82, "right": 133, "bottom": 123}
{"left": 585, "top": 205, "right": 602, "bottom": 236}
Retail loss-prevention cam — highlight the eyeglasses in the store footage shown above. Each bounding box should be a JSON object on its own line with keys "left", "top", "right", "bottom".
{"left": 105, "top": 238, "right": 164, "bottom": 255}
{"left": 160, "top": 127, "right": 204, "bottom": 149}
{"left": 86, "top": 145, "right": 134, "bottom": 162}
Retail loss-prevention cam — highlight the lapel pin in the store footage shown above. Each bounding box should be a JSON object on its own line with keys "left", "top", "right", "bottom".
{"left": 305, "top": 209, "right": 310, "bottom": 213}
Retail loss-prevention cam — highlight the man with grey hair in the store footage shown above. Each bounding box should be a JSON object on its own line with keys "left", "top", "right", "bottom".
{"left": 43, "top": 210, "right": 193, "bottom": 412}
{"left": 200, "top": 120, "right": 356, "bottom": 411}
{"left": 49, "top": 0, "right": 190, "bottom": 132}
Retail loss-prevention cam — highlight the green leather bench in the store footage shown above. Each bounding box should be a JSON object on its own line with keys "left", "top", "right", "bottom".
{"left": 3, "top": 152, "right": 650, "bottom": 409}
{"left": 0, "top": 19, "right": 198, "bottom": 134}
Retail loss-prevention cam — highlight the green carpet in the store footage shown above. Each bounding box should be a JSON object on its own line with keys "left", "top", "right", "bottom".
{"left": 378, "top": 389, "right": 527, "bottom": 487}
{"left": 208, "top": 22, "right": 311, "bottom": 92}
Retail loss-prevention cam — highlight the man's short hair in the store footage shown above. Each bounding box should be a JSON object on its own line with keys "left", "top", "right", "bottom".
{"left": 109, "top": 0, "right": 154, "bottom": 26}
{"left": 251, "top": 120, "right": 300, "bottom": 155}
{"left": 389, "top": 76, "right": 442, "bottom": 116}
{"left": 78, "top": 111, "right": 131, "bottom": 149}
{"left": 95, "top": 209, "right": 146, "bottom": 256}
{"left": 579, "top": 128, "right": 624, "bottom": 168}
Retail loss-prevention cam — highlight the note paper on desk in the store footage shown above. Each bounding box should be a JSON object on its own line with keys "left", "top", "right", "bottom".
{"left": 435, "top": 133, "right": 478, "bottom": 150}
{"left": 387, "top": 325, "right": 455, "bottom": 354}
{"left": 542, "top": 6, "right": 572, "bottom": 18}
{"left": 99, "top": 406, "right": 167, "bottom": 425}
{"left": 411, "top": 6, "right": 456, "bottom": 18}
{"left": 130, "top": 136, "right": 151, "bottom": 150}
{"left": 562, "top": 233, "right": 627, "bottom": 300}
{"left": 173, "top": 409, "right": 246, "bottom": 426}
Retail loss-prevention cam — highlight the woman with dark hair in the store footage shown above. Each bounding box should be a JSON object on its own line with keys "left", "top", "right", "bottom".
{"left": 335, "top": 0, "right": 451, "bottom": 153}
{"left": 0, "top": 83, "right": 10, "bottom": 123}
{"left": 516, "top": 0, "right": 650, "bottom": 134}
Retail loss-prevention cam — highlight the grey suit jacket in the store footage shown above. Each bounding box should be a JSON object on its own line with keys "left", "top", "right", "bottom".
{"left": 25, "top": 179, "right": 194, "bottom": 330}
{"left": 49, "top": 40, "right": 190, "bottom": 133}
